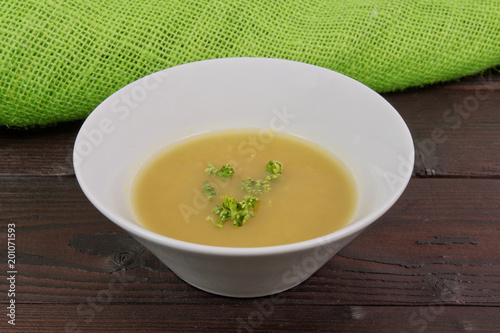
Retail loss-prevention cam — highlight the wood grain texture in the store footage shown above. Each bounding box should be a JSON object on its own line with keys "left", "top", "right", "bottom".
{"left": 1, "top": 176, "right": 499, "bottom": 306}
{"left": 14, "top": 303, "right": 500, "bottom": 332}
{"left": 383, "top": 70, "right": 500, "bottom": 178}
{"left": 0, "top": 121, "right": 80, "bottom": 177}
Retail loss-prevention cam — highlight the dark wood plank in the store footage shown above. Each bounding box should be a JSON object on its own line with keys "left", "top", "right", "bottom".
{"left": 0, "top": 121, "right": 82, "bottom": 177}
{"left": 0, "top": 70, "right": 499, "bottom": 178}
{"left": 1, "top": 176, "right": 499, "bottom": 306}
{"left": 383, "top": 69, "right": 500, "bottom": 177}
{"left": 10, "top": 303, "right": 500, "bottom": 332}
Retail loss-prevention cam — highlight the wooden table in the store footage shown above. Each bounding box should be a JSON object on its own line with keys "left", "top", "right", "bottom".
{"left": 1, "top": 70, "right": 499, "bottom": 332}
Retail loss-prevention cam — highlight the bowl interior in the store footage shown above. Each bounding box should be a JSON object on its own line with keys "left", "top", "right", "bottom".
{"left": 74, "top": 58, "right": 414, "bottom": 251}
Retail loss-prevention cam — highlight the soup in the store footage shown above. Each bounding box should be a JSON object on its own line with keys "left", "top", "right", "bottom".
{"left": 131, "top": 129, "right": 358, "bottom": 247}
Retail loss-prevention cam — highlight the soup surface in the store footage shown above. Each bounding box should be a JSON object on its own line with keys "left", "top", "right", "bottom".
{"left": 131, "top": 129, "right": 358, "bottom": 247}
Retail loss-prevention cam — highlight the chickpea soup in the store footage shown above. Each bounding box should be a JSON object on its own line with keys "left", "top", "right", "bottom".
{"left": 131, "top": 129, "right": 358, "bottom": 247}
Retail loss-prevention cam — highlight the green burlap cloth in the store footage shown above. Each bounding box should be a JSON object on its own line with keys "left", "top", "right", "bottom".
{"left": 1, "top": 0, "right": 499, "bottom": 127}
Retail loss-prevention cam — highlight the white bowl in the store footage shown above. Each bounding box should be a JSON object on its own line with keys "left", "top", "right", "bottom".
{"left": 74, "top": 58, "right": 414, "bottom": 297}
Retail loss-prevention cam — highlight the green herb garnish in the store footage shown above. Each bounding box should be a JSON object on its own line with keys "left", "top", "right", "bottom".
{"left": 204, "top": 159, "right": 282, "bottom": 228}
{"left": 202, "top": 180, "right": 217, "bottom": 200}
{"left": 265, "top": 159, "right": 283, "bottom": 180}
{"left": 205, "top": 162, "right": 235, "bottom": 180}
{"left": 207, "top": 195, "right": 260, "bottom": 228}
{"left": 240, "top": 178, "right": 271, "bottom": 195}
{"left": 240, "top": 160, "right": 283, "bottom": 195}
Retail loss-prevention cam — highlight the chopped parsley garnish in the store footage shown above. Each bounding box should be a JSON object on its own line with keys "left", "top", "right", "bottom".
{"left": 240, "top": 159, "right": 283, "bottom": 195}
{"left": 203, "top": 160, "right": 282, "bottom": 228}
{"left": 207, "top": 195, "right": 259, "bottom": 228}
{"left": 205, "top": 162, "right": 235, "bottom": 180}
{"left": 265, "top": 160, "right": 283, "bottom": 179}
{"left": 202, "top": 180, "right": 216, "bottom": 200}
{"left": 240, "top": 178, "right": 271, "bottom": 195}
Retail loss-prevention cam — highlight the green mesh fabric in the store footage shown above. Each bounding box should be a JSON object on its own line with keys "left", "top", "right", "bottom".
{"left": 1, "top": 0, "right": 499, "bottom": 127}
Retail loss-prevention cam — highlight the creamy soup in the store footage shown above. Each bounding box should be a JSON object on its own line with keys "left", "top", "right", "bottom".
{"left": 131, "top": 129, "right": 358, "bottom": 247}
